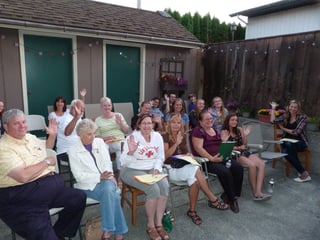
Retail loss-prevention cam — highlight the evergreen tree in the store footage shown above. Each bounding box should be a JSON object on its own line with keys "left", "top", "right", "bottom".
{"left": 165, "top": 9, "right": 245, "bottom": 43}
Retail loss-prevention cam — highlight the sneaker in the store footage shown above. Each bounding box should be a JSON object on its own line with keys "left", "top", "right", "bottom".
{"left": 294, "top": 175, "right": 311, "bottom": 183}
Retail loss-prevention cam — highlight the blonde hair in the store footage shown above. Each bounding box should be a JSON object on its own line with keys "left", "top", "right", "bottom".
{"left": 100, "top": 96, "right": 112, "bottom": 106}
{"left": 212, "top": 96, "right": 227, "bottom": 122}
{"left": 166, "top": 114, "right": 185, "bottom": 142}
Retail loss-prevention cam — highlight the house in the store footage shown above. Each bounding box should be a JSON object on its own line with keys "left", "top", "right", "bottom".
{"left": 230, "top": 0, "right": 320, "bottom": 40}
{"left": 0, "top": 0, "right": 202, "bottom": 117}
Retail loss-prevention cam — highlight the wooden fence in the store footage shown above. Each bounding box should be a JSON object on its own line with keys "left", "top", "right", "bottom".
{"left": 203, "top": 30, "right": 320, "bottom": 117}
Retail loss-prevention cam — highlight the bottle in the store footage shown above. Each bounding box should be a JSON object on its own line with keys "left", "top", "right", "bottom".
{"left": 225, "top": 159, "right": 232, "bottom": 168}
{"left": 268, "top": 178, "right": 275, "bottom": 194}
{"left": 162, "top": 211, "right": 173, "bottom": 233}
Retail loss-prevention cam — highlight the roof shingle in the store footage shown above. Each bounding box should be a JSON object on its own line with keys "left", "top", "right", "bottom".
{"left": 0, "top": 0, "right": 201, "bottom": 46}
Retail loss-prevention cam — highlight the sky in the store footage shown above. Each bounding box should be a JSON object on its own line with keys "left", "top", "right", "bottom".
{"left": 95, "top": 0, "right": 280, "bottom": 25}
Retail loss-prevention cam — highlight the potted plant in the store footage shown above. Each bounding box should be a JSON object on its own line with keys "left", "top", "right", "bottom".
{"left": 226, "top": 101, "right": 239, "bottom": 115}
{"left": 239, "top": 103, "right": 253, "bottom": 118}
{"left": 257, "top": 108, "right": 285, "bottom": 123}
{"left": 307, "top": 117, "right": 320, "bottom": 131}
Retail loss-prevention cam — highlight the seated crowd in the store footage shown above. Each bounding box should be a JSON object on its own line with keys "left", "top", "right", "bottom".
{"left": 0, "top": 91, "right": 310, "bottom": 240}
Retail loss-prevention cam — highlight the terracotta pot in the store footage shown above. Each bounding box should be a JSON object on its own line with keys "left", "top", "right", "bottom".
{"left": 258, "top": 114, "right": 271, "bottom": 123}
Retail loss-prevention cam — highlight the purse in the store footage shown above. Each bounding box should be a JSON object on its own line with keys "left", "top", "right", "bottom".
{"left": 85, "top": 216, "right": 102, "bottom": 240}
{"left": 170, "top": 158, "right": 190, "bottom": 168}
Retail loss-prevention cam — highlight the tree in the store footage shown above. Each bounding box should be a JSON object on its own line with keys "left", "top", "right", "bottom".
{"left": 166, "top": 9, "right": 246, "bottom": 43}
{"left": 181, "top": 12, "right": 193, "bottom": 32}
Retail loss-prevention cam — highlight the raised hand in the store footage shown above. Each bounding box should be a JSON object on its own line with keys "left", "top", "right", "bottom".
{"left": 74, "top": 104, "right": 82, "bottom": 119}
{"left": 45, "top": 118, "right": 58, "bottom": 135}
{"left": 115, "top": 113, "right": 122, "bottom": 125}
{"left": 220, "top": 130, "right": 230, "bottom": 142}
{"left": 270, "top": 101, "right": 278, "bottom": 110}
{"left": 243, "top": 125, "right": 252, "bottom": 136}
{"left": 127, "top": 135, "right": 139, "bottom": 155}
{"left": 176, "top": 131, "right": 183, "bottom": 145}
{"left": 164, "top": 94, "right": 169, "bottom": 102}
{"left": 79, "top": 88, "right": 87, "bottom": 97}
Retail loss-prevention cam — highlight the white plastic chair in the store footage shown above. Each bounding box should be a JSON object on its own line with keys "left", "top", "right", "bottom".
{"left": 84, "top": 103, "right": 101, "bottom": 120}
{"left": 113, "top": 102, "right": 134, "bottom": 130}
{"left": 242, "top": 121, "right": 287, "bottom": 163}
{"left": 25, "top": 115, "right": 46, "bottom": 132}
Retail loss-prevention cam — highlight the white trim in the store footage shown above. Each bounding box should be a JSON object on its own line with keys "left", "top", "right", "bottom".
{"left": 72, "top": 38, "right": 78, "bottom": 99}
{"left": 103, "top": 40, "right": 146, "bottom": 102}
{"left": 18, "top": 31, "right": 28, "bottom": 114}
{"left": 0, "top": 23, "right": 201, "bottom": 49}
{"left": 18, "top": 30, "right": 77, "bottom": 112}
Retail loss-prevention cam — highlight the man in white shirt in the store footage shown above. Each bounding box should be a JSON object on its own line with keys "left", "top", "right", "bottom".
{"left": 56, "top": 99, "right": 85, "bottom": 181}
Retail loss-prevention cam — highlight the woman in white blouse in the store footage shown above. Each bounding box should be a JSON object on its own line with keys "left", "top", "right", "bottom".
{"left": 68, "top": 119, "right": 127, "bottom": 240}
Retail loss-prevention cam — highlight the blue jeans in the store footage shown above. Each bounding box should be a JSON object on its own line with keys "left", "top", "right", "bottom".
{"left": 281, "top": 140, "right": 307, "bottom": 174}
{"left": 83, "top": 180, "right": 128, "bottom": 235}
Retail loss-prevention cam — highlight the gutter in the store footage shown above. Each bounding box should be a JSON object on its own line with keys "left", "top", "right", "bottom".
{"left": 0, "top": 18, "right": 204, "bottom": 49}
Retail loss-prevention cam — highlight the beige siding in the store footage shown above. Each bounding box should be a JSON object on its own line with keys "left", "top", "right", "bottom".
{"left": 246, "top": 4, "right": 320, "bottom": 39}
{"left": 0, "top": 28, "right": 23, "bottom": 109}
{"left": 77, "top": 36, "right": 104, "bottom": 103}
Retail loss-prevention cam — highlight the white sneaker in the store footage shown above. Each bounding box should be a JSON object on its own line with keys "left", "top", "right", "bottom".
{"left": 294, "top": 175, "right": 311, "bottom": 183}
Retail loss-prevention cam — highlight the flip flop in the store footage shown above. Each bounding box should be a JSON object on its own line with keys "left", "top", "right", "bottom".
{"left": 253, "top": 193, "right": 272, "bottom": 201}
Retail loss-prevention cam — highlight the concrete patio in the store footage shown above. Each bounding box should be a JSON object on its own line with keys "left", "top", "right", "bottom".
{"left": 1, "top": 163, "right": 319, "bottom": 240}
{"left": 1, "top": 119, "right": 319, "bottom": 240}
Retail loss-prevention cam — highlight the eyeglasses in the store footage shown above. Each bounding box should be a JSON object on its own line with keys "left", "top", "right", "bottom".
{"left": 140, "top": 122, "right": 153, "bottom": 125}
{"left": 203, "top": 117, "right": 214, "bottom": 121}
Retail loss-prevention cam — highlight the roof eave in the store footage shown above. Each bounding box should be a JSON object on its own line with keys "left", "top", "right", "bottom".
{"left": 229, "top": 0, "right": 319, "bottom": 18}
{"left": 0, "top": 18, "right": 203, "bottom": 49}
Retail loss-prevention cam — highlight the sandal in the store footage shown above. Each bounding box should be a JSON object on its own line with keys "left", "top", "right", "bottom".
{"left": 146, "top": 227, "right": 161, "bottom": 240}
{"left": 101, "top": 231, "right": 112, "bottom": 240}
{"left": 155, "top": 226, "right": 170, "bottom": 240}
{"left": 208, "top": 199, "right": 229, "bottom": 210}
{"left": 253, "top": 193, "right": 272, "bottom": 201}
{"left": 186, "top": 210, "right": 202, "bottom": 225}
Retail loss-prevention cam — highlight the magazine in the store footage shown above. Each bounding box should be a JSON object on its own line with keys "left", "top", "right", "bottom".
{"left": 171, "top": 154, "right": 201, "bottom": 166}
{"left": 280, "top": 138, "right": 298, "bottom": 143}
{"left": 134, "top": 174, "right": 168, "bottom": 185}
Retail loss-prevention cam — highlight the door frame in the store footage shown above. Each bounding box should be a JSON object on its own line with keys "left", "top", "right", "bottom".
{"left": 18, "top": 30, "right": 78, "bottom": 114}
{"left": 103, "top": 40, "right": 146, "bottom": 103}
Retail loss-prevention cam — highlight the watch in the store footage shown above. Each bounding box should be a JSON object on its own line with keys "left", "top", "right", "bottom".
{"left": 44, "top": 159, "right": 51, "bottom": 166}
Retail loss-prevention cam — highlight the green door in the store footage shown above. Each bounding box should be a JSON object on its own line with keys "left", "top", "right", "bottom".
{"left": 106, "top": 45, "right": 140, "bottom": 113}
{"left": 24, "top": 35, "right": 73, "bottom": 118}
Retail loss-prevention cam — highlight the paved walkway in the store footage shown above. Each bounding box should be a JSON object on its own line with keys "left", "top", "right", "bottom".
{"left": 1, "top": 164, "right": 319, "bottom": 240}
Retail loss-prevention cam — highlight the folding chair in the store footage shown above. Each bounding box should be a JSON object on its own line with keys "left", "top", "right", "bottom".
{"left": 163, "top": 164, "right": 189, "bottom": 219}
{"left": 242, "top": 121, "right": 287, "bottom": 163}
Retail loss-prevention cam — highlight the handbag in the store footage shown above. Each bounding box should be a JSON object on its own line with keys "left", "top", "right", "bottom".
{"left": 170, "top": 158, "right": 190, "bottom": 168}
{"left": 85, "top": 216, "right": 102, "bottom": 240}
